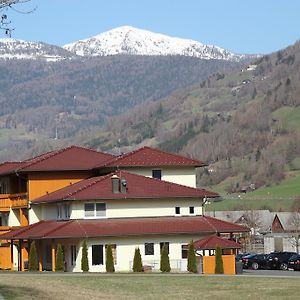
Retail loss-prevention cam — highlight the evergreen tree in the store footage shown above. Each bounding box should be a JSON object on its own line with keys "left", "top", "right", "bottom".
{"left": 160, "top": 243, "right": 171, "bottom": 272}
{"left": 28, "top": 240, "right": 39, "bottom": 271}
{"left": 105, "top": 244, "right": 115, "bottom": 273}
{"left": 81, "top": 240, "right": 89, "bottom": 272}
{"left": 187, "top": 241, "right": 197, "bottom": 273}
{"left": 132, "top": 247, "right": 143, "bottom": 272}
{"left": 55, "top": 243, "right": 64, "bottom": 272}
{"left": 214, "top": 246, "right": 224, "bottom": 274}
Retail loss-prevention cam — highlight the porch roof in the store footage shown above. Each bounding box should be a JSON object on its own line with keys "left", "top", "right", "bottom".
{"left": 0, "top": 216, "right": 249, "bottom": 240}
{"left": 193, "top": 235, "right": 241, "bottom": 250}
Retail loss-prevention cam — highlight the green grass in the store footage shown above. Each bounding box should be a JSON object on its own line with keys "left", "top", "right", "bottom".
{"left": 272, "top": 106, "right": 300, "bottom": 130}
{"left": 209, "top": 171, "right": 300, "bottom": 211}
{"left": 1, "top": 273, "right": 300, "bottom": 300}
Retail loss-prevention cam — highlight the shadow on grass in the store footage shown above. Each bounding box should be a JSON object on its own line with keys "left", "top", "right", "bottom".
{"left": 0, "top": 285, "right": 43, "bottom": 300}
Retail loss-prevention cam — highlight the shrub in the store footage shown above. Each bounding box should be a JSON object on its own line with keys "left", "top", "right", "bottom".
{"left": 215, "top": 246, "right": 224, "bottom": 274}
{"left": 81, "top": 240, "right": 89, "bottom": 272}
{"left": 29, "top": 241, "right": 39, "bottom": 271}
{"left": 105, "top": 244, "right": 115, "bottom": 273}
{"left": 187, "top": 241, "right": 197, "bottom": 273}
{"left": 132, "top": 247, "right": 143, "bottom": 272}
{"left": 55, "top": 243, "right": 64, "bottom": 272}
{"left": 160, "top": 244, "right": 171, "bottom": 272}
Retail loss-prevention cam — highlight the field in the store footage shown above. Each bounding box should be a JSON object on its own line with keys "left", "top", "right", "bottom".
{"left": 208, "top": 170, "right": 300, "bottom": 211}
{"left": 0, "top": 272, "right": 300, "bottom": 300}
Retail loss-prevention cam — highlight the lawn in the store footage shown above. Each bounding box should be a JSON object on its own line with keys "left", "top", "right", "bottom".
{"left": 0, "top": 273, "right": 300, "bottom": 300}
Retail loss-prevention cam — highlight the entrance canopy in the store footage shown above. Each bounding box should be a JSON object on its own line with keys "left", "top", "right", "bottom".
{"left": 194, "top": 235, "right": 241, "bottom": 250}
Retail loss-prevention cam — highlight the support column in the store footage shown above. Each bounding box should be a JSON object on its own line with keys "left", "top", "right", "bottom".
{"left": 19, "top": 239, "right": 24, "bottom": 271}
{"left": 51, "top": 239, "right": 56, "bottom": 272}
{"left": 10, "top": 240, "right": 14, "bottom": 271}
{"left": 38, "top": 241, "right": 43, "bottom": 272}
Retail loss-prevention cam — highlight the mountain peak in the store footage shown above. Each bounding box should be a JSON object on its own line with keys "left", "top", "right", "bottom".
{"left": 63, "top": 26, "right": 249, "bottom": 61}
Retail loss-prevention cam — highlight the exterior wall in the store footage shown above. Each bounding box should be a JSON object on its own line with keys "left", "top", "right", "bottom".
{"left": 203, "top": 255, "right": 236, "bottom": 275}
{"left": 122, "top": 167, "right": 197, "bottom": 188}
{"left": 8, "top": 208, "right": 20, "bottom": 226}
{"left": 66, "top": 234, "right": 205, "bottom": 272}
{"left": 28, "top": 171, "right": 91, "bottom": 201}
{"left": 29, "top": 206, "right": 42, "bottom": 224}
{"left": 264, "top": 235, "right": 299, "bottom": 253}
{"left": 38, "top": 199, "right": 203, "bottom": 221}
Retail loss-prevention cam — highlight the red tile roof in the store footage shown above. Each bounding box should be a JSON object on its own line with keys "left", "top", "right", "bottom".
{"left": 0, "top": 161, "right": 25, "bottom": 176}
{"left": 17, "top": 146, "right": 115, "bottom": 172}
{"left": 32, "top": 170, "right": 218, "bottom": 203}
{"left": 101, "top": 146, "right": 207, "bottom": 168}
{"left": 0, "top": 216, "right": 249, "bottom": 240}
{"left": 193, "top": 235, "right": 242, "bottom": 250}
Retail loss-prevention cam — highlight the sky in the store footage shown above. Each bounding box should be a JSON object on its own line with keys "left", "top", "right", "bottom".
{"left": 3, "top": 0, "right": 300, "bottom": 54}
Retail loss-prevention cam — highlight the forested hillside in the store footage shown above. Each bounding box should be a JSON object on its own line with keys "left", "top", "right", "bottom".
{"left": 0, "top": 55, "right": 240, "bottom": 160}
{"left": 90, "top": 40, "right": 300, "bottom": 193}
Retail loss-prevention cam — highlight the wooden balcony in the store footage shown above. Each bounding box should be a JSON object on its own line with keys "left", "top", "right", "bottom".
{"left": 0, "top": 193, "right": 28, "bottom": 211}
{"left": 0, "top": 225, "right": 21, "bottom": 236}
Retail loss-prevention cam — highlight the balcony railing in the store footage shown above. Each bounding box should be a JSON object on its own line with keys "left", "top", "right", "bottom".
{"left": 0, "top": 193, "right": 28, "bottom": 211}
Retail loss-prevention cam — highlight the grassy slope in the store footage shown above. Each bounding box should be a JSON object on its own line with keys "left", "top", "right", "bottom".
{"left": 1, "top": 273, "right": 300, "bottom": 300}
{"left": 208, "top": 170, "right": 300, "bottom": 211}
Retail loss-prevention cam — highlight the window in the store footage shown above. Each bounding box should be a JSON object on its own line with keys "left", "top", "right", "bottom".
{"left": 145, "top": 243, "right": 154, "bottom": 255}
{"left": 160, "top": 242, "right": 169, "bottom": 254}
{"left": 84, "top": 203, "right": 106, "bottom": 218}
{"left": 152, "top": 169, "right": 162, "bottom": 180}
{"left": 175, "top": 206, "right": 180, "bottom": 215}
{"left": 71, "top": 245, "right": 77, "bottom": 266}
{"left": 189, "top": 206, "right": 195, "bottom": 214}
{"left": 92, "top": 245, "right": 103, "bottom": 265}
{"left": 57, "top": 204, "right": 63, "bottom": 219}
{"left": 64, "top": 204, "right": 71, "bottom": 218}
{"left": 105, "top": 244, "right": 117, "bottom": 264}
{"left": 181, "top": 245, "right": 188, "bottom": 259}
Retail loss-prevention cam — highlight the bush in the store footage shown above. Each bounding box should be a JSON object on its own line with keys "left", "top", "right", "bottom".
{"left": 81, "top": 240, "right": 89, "bottom": 272}
{"left": 132, "top": 247, "right": 143, "bottom": 272}
{"left": 29, "top": 241, "right": 39, "bottom": 271}
{"left": 55, "top": 243, "right": 64, "bottom": 272}
{"left": 160, "top": 244, "right": 171, "bottom": 272}
{"left": 187, "top": 241, "right": 197, "bottom": 273}
{"left": 215, "top": 246, "right": 224, "bottom": 274}
{"left": 105, "top": 244, "right": 115, "bottom": 273}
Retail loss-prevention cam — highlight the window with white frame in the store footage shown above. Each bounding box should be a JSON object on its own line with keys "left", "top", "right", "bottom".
{"left": 84, "top": 203, "right": 106, "bottom": 218}
{"left": 92, "top": 244, "right": 103, "bottom": 265}
{"left": 57, "top": 203, "right": 71, "bottom": 219}
{"left": 175, "top": 206, "right": 180, "bottom": 215}
{"left": 71, "top": 245, "right": 77, "bottom": 266}
{"left": 189, "top": 206, "right": 195, "bottom": 214}
{"left": 145, "top": 243, "right": 154, "bottom": 255}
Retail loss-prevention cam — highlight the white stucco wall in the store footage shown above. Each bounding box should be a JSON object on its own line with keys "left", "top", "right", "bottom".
{"left": 123, "top": 167, "right": 197, "bottom": 188}
{"left": 28, "top": 206, "right": 42, "bottom": 224}
{"left": 36, "top": 199, "right": 203, "bottom": 221}
{"left": 66, "top": 234, "right": 204, "bottom": 272}
{"left": 8, "top": 208, "right": 20, "bottom": 226}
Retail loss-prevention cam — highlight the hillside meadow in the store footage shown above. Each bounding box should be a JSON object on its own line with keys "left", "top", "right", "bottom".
{"left": 0, "top": 272, "right": 300, "bottom": 300}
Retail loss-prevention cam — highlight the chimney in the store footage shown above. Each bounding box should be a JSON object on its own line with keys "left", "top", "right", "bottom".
{"left": 111, "top": 175, "right": 120, "bottom": 194}
{"left": 120, "top": 178, "right": 127, "bottom": 194}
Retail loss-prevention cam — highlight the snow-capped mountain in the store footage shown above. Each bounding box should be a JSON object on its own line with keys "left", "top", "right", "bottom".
{"left": 0, "top": 38, "right": 75, "bottom": 61}
{"left": 63, "top": 26, "right": 249, "bottom": 61}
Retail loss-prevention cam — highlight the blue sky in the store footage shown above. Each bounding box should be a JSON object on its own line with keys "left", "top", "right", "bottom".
{"left": 4, "top": 0, "right": 300, "bottom": 54}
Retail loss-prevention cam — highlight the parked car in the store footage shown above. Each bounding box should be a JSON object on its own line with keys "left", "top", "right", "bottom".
{"left": 288, "top": 254, "right": 300, "bottom": 271}
{"left": 242, "top": 253, "right": 269, "bottom": 270}
{"left": 235, "top": 253, "right": 251, "bottom": 262}
{"left": 266, "top": 252, "right": 297, "bottom": 270}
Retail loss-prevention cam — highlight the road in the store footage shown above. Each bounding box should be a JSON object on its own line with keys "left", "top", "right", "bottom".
{"left": 242, "top": 269, "right": 300, "bottom": 277}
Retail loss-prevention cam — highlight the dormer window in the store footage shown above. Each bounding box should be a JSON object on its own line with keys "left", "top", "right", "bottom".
{"left": 152, "top": 169, "right": 162, "bottom": 180}
{"left": 84, "top": 203, "right": 106, "bottom": 218}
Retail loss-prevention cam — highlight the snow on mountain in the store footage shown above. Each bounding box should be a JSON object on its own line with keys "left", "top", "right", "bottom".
{"left": 63, "top": 26, "right": 249, "bottom": 61}
{"left": 0, "top": 38, "right": 75, "bottom": 61}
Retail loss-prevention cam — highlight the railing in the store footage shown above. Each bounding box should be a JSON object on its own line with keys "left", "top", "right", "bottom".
{"left": 0, "top": 192, "right": 28, "bottom": 210}
{"left": 0, "top": 225, "right": 21, "bottom": 235}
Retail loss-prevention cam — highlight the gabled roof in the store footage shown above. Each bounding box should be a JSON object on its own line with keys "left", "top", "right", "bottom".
{"left": 32, "top": 170, "right": 218, "bottom": 203}
{"left": 0, "top": 161, "right": 25, "bottom": 176}
{"left": 0, "top": 216, "right": 249, "bottom": 240}
{"left": 193, "top": 235, "right": 241, "bottom": 250}
{"left": 100, "top": 146, "right": 207, "bottom": 168}
{"left": 16, "top": 146, "right": 115, "bottom": 173}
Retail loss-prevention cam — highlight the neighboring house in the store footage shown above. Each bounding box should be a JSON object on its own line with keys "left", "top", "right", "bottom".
{"left": 264, "top": 212, "right": 300, "bottom": 253}
{"left": 0, "top": 145, "right": 248, "bottom": 272}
